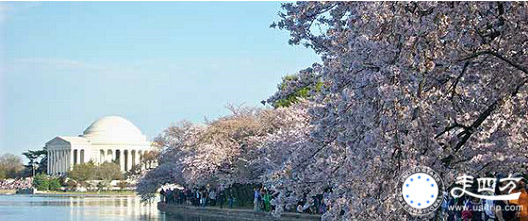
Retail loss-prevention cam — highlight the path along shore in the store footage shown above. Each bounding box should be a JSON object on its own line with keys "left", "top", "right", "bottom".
{"left": 158, "top": 202, "right": 321, "bottom": 221}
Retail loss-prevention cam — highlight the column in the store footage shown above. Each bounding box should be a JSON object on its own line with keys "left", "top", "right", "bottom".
{"left": 56, "top": 150, "right": 59, "bottom": 174}
{"left": 127, "top": 150, "right": 132, "bottom": 171}
{"left": 119, "top": 150, "right": 124, "bottom": 171}
{"left": 49, "top": 150, "right": 54, "bottom": 175}
{"left": 108, "top": 150, "right": 113, "bottom": 163}
{"left": 48, "top": 149, "right": 51, "bottom": 174}
{"left": 62, "top": 150, "right": 66, "bottom": 173}
{"left": 76, "top": 149, "right": 80, "bottom": 165}
{"left": 56, "top": 150, "right": 60, "bottom": 175}
{"left": 66, "top": 150, "right": 69, "bottom": 171}
{"left": 138, "top": 151, "right": 144, "bottom": 170}
{"left": 123, "top": 150, "right": 127, "bottom": 171}
{"left": 65, "top": 150, "right": 68, "bottom": 170}
{"left": 63, "top": 150, "right": 66, "bottom": 172}
{"left": 64, "top": 150, "right": 68, "bottom": 172}
{"left": 64, "top": 150, "right": 67, "bottom": 172}
{"left": 47, "top": 150, "right": 51, "bottom": 175}
{"left": 53, "top": 150, "right": 56, "bottom": 175}
{"left": 57, "top": 151, "right": 60, "bottom": 174}
{"left": 135, "top": 150, "right": 140, "bottom": 168}
{"left": 69, "top": 149, "right": 73, "bottom": 170}
{"left": 59, "top": 150, "right": 63, "bottom": 174}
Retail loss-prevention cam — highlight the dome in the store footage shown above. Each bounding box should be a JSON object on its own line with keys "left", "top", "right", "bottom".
{"left": 82, "top": 116, "right": 147, "bottom": 144}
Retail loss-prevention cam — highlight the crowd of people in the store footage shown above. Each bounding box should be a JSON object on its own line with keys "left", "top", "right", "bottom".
{"left": 296, "top": 192, "right": 329, "bottom": 214}
{"left": 160, "top": 185, "right": 236, "bottom": 209}
{"left": 0, "top": 178, "right": 32, "bottom": 190}
{"left": 159, "top": 184, "right": 328, "bottom": 215}
{"left": 159, "top": 175, "right": 528, "bottom": 219}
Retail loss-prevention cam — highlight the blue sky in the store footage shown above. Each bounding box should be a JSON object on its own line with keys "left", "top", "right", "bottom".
{"left": 0, "top": 2, "right": 319, "bottom": 157}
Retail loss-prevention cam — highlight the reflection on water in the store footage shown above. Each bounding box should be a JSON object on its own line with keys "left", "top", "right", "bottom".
{"left": 0, "top": 195, "right": 241, "bottom": 221}
{"left": 0, "top": 195, "right": 161, "bottom": 221}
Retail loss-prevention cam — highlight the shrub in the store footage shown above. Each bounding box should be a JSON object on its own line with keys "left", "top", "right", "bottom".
{"left": 49, "top": 178, "right": 61, "bottom": 191}
{"left": 32, "top": 173, "right": 50, "bottom": 191}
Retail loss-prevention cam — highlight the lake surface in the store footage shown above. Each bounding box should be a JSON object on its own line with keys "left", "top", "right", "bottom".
{"left": 0, "top": 195, "right": 233, "bottom": 221}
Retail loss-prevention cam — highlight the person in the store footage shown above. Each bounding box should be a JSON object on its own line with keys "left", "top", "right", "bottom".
{"left": 302, "top": 201, "right": 312, "bottom": 213}
{"left": 509, "top": 174, "right": 528, "bottom": 221}
{"left": 462, "top": 196, "right": 485, "bottom": 221}
{"left": 194, "top": 189, "right": 200, "bottom": 207}
{"left": 166, "top": 188, "right": 173, "bottom": 204}
{"left": 445, "top": 194, "right": 462, "bottom": 221}
{"left": 218, "top": 190, "right": 225, "bottom": 209}
{"left": 319, "top": 201, "right": 327, "bottom": 214}
{"left": 313, "top": 195, "right": 321, "bottom": 214}
{"left": 254, "top": 187, "right": 261, "bottom": 211}
{"left": 259, "top": 188, "right": 266, "bottom": 211}
{"left": 160, "top": 188, "right": 166, "bottom": 203}
{"left": 200, "top": 189, "right": 208, "bottom": 207}
{"left": 263, "top": 189, "right": 271, "bottom": 212}
{"left": 495, "top": 176, "right": 517, "bottom": 221}
{"left": 297, "top": 203, "right": 304, "bottom": 213}
{"left": 484, "top": 197, "right": 495, "bottom": 220}
{"left": 185, "top": 188, "right": 192, "bottom": 205}
{"left": 228, "top": 189, "right": 235, "bottom": 209}
{"left": 209, "top": 188, "right": 216, "bottom": 206}
{"left": 179, "top": 189, "right": 185, "bottom": 204}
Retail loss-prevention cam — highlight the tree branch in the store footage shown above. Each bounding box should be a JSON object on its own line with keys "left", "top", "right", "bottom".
{"left": 460, "top": 50, "right": 528, "bottom": 75}
{"left": 451, "top": 61, "right": 471, "bottom": 99}
{"left": 454, "top": 77, "right": 528, "bottom": 152}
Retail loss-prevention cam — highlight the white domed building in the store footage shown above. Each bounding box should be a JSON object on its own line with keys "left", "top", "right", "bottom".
{"left": 45, "top": 116, "right": 154, "bottom": 176}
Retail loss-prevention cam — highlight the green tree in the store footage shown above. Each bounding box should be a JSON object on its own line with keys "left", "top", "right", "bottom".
{"left": 33, "top": 173, "right": 50, "bottom": 191}
{"left": 49, "top": 178, "right": 61, "bottom": 191}
{"left": 96, "top": 162, "right": 122, "bottom": 180}
{"left": 22, "top": 150, "right": 47, "bottom": 177}
{"left": 269, "top": 74, "right": 323, "bottom": 108}
{"left": 68, "top": 162, "right": 96, "bottom": 181}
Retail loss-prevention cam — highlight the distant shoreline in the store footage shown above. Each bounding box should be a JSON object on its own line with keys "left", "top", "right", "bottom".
{"left": 0, "top": 189, "right": 16, "bottom": 194}
{"left": 0, "top": 189, "right": 137, "bottom": 197}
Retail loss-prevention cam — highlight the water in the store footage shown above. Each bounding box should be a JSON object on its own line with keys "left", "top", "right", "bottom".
{"left": 0, "top": 195, "right": 235, "bottom": 221}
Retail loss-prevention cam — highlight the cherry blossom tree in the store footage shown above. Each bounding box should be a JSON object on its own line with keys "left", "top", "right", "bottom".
{"left": 136, "top": 121, "right": 204, "bottom": 201}
{"left": 268, "top": 2, "right": 528, "bottom": 220}
{"left": 138, "top": 2, "right": 528, "bottom": 220}
{"left": 136, "top": 106, "right": 309, "bottom": 199}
